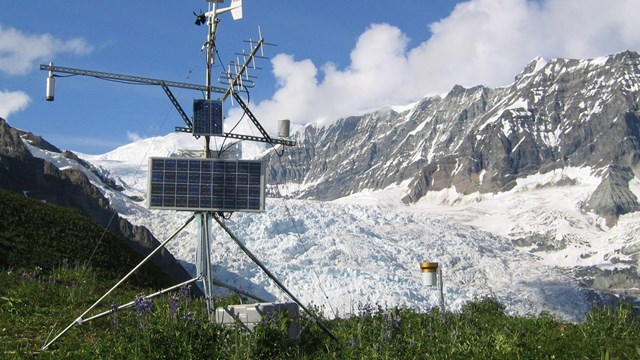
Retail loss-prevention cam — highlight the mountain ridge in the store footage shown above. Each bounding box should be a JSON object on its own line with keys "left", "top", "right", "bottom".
{"left": 265, "top": 50, "right": 640, "bottom": 226}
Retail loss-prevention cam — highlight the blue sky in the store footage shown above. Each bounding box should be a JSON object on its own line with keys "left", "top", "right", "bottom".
{"left": 1, "top": 0, "right": 640, "bottom": 154}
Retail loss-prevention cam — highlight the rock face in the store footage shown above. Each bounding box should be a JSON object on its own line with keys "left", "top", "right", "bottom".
{"left": 584, "top": 165, "right": 640, "bottom": 227}
{"left": 0, "top": 118, "right": 192, "bottom": 283}
{"left": 264, "top": 51, "right": 640, "bottom": 224}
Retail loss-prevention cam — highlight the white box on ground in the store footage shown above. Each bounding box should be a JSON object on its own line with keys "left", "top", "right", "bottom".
{"left": 215, "top": 302, "right": 301, "bottom": 340}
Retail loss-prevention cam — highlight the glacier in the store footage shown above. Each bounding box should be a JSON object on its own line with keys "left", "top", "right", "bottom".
{"left": 23, "top": 132, "right": 640, "bottom": 323}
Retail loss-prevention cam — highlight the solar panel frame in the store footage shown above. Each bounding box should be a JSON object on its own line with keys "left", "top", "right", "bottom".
{"left": 148, "top": 157, "right": 266, "bottom": 212}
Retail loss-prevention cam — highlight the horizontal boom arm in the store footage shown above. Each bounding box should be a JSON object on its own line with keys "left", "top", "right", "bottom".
{"left": 40, "top": 64, "right": 226, "bottom": 93}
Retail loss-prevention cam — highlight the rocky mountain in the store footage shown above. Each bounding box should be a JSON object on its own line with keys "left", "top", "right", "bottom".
{"left": 265, "top": 51, "right": 640, "bottom": 226}
{"left": 0, "top": 118, "right": 193, "bottom": 284}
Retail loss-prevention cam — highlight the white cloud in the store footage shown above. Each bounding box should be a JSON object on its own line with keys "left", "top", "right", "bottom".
{"left": 0, "top": 90, "right": 30, "bottom": 119}
{"left": 234, "top": 0, "right": 640, "bottom": 134}
{"left": 127, "top": 131, "right": 143, "bottom": 142}
{"left": 0, "top": 24, "right": 93, "bottom": 75}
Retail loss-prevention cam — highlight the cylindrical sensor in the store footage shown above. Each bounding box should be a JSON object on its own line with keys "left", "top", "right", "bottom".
{"left": 278, "top": 119, "right": 290, "bottom": 138}
{"left": 420, "top": 262, "right": 438, "bottom": 286}
{"left": 46, "top": 74, "right": 55, "bottom": 101}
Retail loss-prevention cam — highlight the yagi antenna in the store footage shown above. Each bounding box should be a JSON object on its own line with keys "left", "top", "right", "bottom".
{"left": 221, "top": 26, "right": 276, "bottom": 102}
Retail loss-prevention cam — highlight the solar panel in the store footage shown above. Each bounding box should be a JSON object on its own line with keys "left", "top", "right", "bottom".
{"left": 193, "top": 99, "right": 223, "bottom": 135}
{"left": 148, "top": 157, "right": 265, "bottom": 212}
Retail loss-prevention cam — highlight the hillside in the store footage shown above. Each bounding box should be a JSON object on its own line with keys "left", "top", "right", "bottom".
{"left": 0, "top": 189, "right": 172, "bottom": 288}
{"left": 0, "top": 118, "right": 193, "bottom": 284}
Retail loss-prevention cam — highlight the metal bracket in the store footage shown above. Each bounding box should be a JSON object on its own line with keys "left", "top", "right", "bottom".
{"left": 161, "top": 83, "right": 193, "bottom": 130}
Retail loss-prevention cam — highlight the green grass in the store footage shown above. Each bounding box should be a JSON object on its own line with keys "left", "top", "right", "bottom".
{"left": 1, "top": 188, "right": 639, "bottom": 358}
{"left": 1, "top": 266, "right": 639, "bottom": 359}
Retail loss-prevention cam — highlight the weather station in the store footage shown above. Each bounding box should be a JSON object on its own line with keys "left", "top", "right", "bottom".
{"left": 40, "top": 0, "right": 337, "bottom": 351}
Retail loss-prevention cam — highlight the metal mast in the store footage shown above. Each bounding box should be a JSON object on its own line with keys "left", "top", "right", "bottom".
{"left": 197, "top": 0, "right": 218, "bottom": 322}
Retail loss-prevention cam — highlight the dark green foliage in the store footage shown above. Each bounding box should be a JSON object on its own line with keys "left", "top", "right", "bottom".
{"left": 0, "top": 189, "right": 172, "bottom": 288}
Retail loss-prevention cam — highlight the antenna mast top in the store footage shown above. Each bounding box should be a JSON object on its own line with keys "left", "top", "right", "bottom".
{"left": 198, "top": 0, "right": 243, "bottom": 157}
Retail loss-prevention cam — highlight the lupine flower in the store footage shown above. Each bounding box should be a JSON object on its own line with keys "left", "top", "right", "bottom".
{"left": 134, "top": 295, "right": 155, "bottom": 315}
{"left": 620, "top": 291, "right": 628, "bottom": 301}
{"left": 110, "top": 302, "right": 120, "bottom": 327}
{"left": 169, "top": 295, "right": 180, "bottom": 320}
{"left": 359, "top": 303, "right": 374, "bottom": 318}
{"left": 134, "top": 295, "right": 155, "bottom": 329}
{"left": 179, "top": 285, "right": 191, "bottom": 307}
{"left": 19, "top": 272, "right": 34, "bottom": 282}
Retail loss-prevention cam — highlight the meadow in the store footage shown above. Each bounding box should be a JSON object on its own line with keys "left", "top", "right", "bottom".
{"left": 1, "top": 190, "right": 639, "bottom": 359}
{"left": 1, "top": 264, "right": 639, "bottom": 359}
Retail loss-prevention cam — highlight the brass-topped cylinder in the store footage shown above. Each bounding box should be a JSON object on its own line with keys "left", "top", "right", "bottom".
{"left": 420, "top": 262, "right": 438, "bottom": 286}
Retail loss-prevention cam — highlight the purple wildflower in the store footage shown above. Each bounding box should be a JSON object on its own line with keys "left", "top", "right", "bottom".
{"left": 169, "top": 295, "right": 180, "bottom": 320}
{"left": 134, "top": 295, "right": 155, "bottom": 329}
{"left": 620, "top": 290, "right": 629, "bottom": 301}
{"left": 19, "top": 272, "right": 34, "bottom": 282}
{"left": 359, "top": 303, "right": 374, "bottom": 318}
{"left": 110, "top": 302, "right": 120, "bottom": 327}
{"left": 179, "top": 285, "right": 191, "bottom": 307}
{"left": 347, "top": 337, "right": 357, "bottom": 347}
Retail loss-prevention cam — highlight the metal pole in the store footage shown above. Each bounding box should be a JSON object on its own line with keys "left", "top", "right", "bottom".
{"left": 83, "top": 277, "right": 201, "bottom": 323}
{"left": 438, "top": 267, "right": 446, "bottom": 316}
{"left": 210, "top": 277, "right": 268, "bottom": 303}
{"left": 42, "top": 215, "right": 195, "bottom": 350}
{"left": 195, "top": 7, "right": 220, "bottom": 322}
{"left": 203, "top": 11, "right": 219, "bottom": 159}
{"left": 197, "top": 212, "right": 215, "bottom": 320}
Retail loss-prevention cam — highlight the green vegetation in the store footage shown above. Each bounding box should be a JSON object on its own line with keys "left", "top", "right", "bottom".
{"left": 0, "top": 189, "right": 173, "bottom": 288}
{"left": 1, "top": 267, "right": 639, "bottom": 359}
{"left": 1, "top": 189, "right": 639, "bottom": 358}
